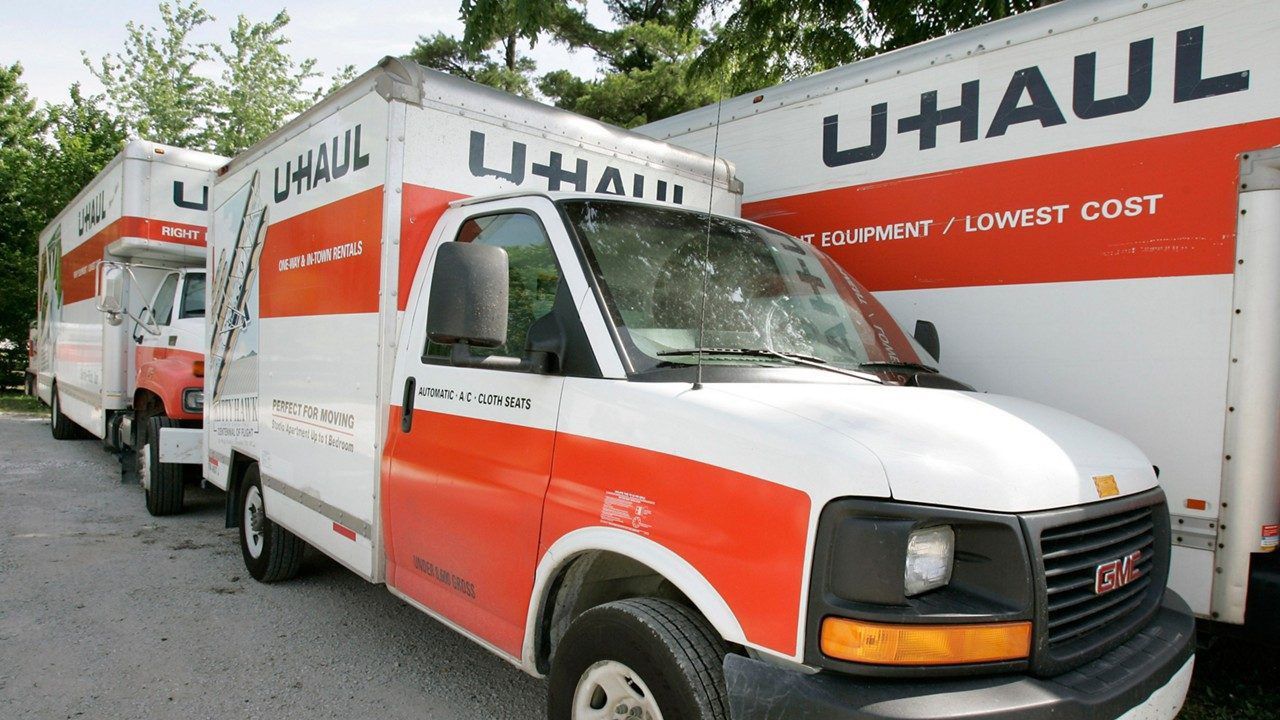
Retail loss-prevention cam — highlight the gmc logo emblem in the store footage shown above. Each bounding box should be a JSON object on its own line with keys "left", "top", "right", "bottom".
{"left": 1095, "top": 551, "right": 1143, "bottom": 595}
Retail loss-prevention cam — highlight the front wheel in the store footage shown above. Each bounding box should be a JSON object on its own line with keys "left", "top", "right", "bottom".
{"left": 238, "top": 465, "right": 305, "bottom": 582}
{"left": 548, "top": 598, "right": 729, "bottom": 720}
{"left": 139, "top": 414, "right": 185, "bottom": 516}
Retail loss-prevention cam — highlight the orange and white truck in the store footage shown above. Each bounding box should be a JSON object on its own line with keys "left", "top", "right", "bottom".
{"left": 203, "top": 58, "right": 1193, "bottom": 720}
{"left": 642, "top": 0, "right": 1280, "bottom": 644}
{"left": 36, "top": 139, "right": 226, "bottom": 515}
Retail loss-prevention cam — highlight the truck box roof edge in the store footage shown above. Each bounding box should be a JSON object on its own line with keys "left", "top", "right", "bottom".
{"left": 36, "top": 139, "right": 224, "bottom": 243}
{"left": 640, "top": 0, "right": 1176, "bottom": 139}
{"left": 219, "top": 56, "right": 741, "bottom": 195}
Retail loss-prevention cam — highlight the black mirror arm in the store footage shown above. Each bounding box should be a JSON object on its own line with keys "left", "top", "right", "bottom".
{"left": 449, "top": 342, "right": 551, "bottom": 374}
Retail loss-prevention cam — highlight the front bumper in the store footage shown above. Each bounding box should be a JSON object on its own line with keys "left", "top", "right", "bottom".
{"left": 726, "top": 589, "right": 1195, "bottom": 720}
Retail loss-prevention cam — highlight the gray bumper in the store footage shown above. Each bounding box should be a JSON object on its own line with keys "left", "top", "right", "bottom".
{"left": 726, "top": 590, "right": 1195, "bottom": 720}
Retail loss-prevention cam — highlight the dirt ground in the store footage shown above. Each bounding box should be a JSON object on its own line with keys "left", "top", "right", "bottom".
{"left": 0, "top": 412, "right": 545, "bottom": 720}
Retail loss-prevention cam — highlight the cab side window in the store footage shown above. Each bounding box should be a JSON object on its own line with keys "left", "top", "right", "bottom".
{"left": 425, "top": 212, "right": 561, "bottom": 360}
{"left": 180, "top": 273, "right": 205, "bottom": 319}
{"left": 152, "top": 273, "right": 179, "bottom": 326}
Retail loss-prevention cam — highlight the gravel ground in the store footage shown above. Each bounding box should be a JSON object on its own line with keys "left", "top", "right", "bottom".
{"left": 0, "top": 412, "right": 546, "bottom": 720}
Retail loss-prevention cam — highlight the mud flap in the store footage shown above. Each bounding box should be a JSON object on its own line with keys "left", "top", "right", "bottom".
{"left": 118, "top": 446, "right": 138, "bottom": 486}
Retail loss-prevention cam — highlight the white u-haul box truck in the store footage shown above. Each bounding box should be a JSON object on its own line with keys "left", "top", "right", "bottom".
{"left": 207, "top": 58, "right": 1192, "bottom": 720}
{"left": 36, "top": 140, "right": 226, "bottom": 514}
{"left": 642, "top": 0, "right": 1280, "bottom": 642}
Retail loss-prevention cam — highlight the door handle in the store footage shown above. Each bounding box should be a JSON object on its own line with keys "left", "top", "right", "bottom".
{"left": 401, "top": 377, "right": 416, "bottom": 433}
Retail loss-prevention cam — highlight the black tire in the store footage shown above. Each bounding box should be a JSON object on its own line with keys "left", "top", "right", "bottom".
{"left": 50, "top": 385, "right": 77, "bottom": 440}
{"left": 548, "top": 598, "right": 729, "bottom": 720}
{"left": 140, "top": 414, "right": 185, "bottom": 516}
{"left": 238, "top": 464, "right": 305, "bottom": 582}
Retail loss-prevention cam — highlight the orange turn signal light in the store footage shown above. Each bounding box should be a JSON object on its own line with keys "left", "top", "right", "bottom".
{"left": 820, "top": 617, "right": 1032, "bottom": 666}
{"left": 193, "top": 360, "right": 205, "bottom": 377}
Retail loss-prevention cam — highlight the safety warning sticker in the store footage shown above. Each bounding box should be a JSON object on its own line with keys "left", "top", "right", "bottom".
{"left": 601, "top": 490, "right": 654, "bottom": 536}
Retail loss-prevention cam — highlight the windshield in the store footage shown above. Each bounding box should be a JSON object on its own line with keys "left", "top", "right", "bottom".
{"left": 561, "top": 200, "right": 921, "bottom": 374}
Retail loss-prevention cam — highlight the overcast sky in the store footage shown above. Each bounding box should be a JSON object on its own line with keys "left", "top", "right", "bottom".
{"left": 6, "top": 0, "right": 614, "bottom": 108}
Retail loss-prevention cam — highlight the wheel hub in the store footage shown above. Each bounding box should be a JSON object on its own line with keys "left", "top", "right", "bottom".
{"left": 572, "top": 660, "right": 662, "bottom": 720}
{"left": 243, "top": 486, "right": 266, "bottom": 559}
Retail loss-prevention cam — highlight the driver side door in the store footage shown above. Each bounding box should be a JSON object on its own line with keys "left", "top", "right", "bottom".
{"left": 385, "top": 202, "right": 571, "bottom": 658}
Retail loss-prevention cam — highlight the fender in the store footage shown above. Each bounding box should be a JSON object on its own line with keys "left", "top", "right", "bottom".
{"left": 521, "top": 526, "right": 750, "bottom": 674}
{"left": 135, "top": 347, "right": 203, "bottom": 420}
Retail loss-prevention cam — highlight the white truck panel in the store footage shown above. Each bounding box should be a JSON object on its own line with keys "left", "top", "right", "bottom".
{"left": 640, "top": 0, "right": 1280, "bottom": 623}
{"left": 35, "top": 140, "right": 225, "bottom": 440}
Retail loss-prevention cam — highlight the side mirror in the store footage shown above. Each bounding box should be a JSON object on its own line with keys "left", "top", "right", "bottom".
{"left": 427, "top": 242, "right": 510, "bottom": 348}
{"left": 95, "top": 263, "right": 127, "bottom": 326}
{"left": 914, "top": 320, "right": 941, "bottom": 362}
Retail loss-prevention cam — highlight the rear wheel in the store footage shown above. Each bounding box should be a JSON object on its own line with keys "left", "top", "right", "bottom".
{"left": 238, "top": 465, "right": 305, "bottom": 582}
{"left": 549, "top": 598, "right": 729, "bottom": 720}
{"left": 139, "top": 414, "right": 185, "bottom": 516}
{"left": 50, "top": 386, "right": 76, "bottom": 440}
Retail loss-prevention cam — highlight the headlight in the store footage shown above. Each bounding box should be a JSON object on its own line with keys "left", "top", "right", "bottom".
{"left": 904, "top": 525, "right": 954, "bottom": 596}
{"left": 183, "top": 388, "right": 204, "bottom": 413}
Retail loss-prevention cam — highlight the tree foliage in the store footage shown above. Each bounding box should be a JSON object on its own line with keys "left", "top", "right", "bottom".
{"left": 0, "top": 64, "right": 46, "bottom": 383}
{"left": 0, "top": 67, "right": 125, "bottom": 386}
{"left": 83, "top": 0, "right": 212, "bottom": 148}
{"left": 207, "top": 10, "right": 325, "bottom": 155}
{"left": 85, "top": 1, "right": 351, "bottom": 154}
{"left": 409, "top": 31, "right": 538, "bottom": 98}
{"left": 441, "top": 0, "right": 1051, "bottom": 122}
{"left": 694, "top": 0, "right": 1048, "bottom": 89}
{"left": 2, "top": 1, "right": 340, "bottom": 377}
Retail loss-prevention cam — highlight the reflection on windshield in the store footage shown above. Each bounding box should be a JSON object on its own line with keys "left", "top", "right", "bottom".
{"left": 561, "top": 200, "right": 920, "bottom": 373}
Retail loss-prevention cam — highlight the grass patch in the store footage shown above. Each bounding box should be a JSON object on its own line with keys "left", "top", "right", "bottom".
{"left": 0, "top": 391, "right": 43, "bottom": 414}
{"left": 1180, "top": 630, "right": 1279, "bottom": 719}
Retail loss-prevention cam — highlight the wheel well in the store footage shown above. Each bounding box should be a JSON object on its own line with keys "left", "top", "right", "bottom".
{"left": 535, "top": 550, "right": 701, "bottom": 674}
{"left": 133, "top": 389, "right": 164, "bottom": 421}
{"left": 223, "top": 453, "right": 256, "bottom": 529}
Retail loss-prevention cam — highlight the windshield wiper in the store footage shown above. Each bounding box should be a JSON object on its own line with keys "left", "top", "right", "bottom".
{"left": 657, "top": 348, "right": 883, "bottom": 384}
{"left": 858, "top": 360, "right": 938, "bottom": 374}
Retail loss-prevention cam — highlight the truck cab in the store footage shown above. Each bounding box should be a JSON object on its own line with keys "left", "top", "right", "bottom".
{"left": 413, "top": 192, "right": 1195, "bottom": 719}
{"left": 129, "top": 267, "right": 206, "bottom": 514}
{"left": 95, "top": 260, "right": 207, "bottom": 516}
{"left": 238, "top": 191, "right": 1196, "bottom": 720}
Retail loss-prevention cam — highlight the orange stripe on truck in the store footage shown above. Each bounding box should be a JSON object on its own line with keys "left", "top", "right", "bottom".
{"left": 383, "top": 406, "right": 812, "bottom": 658}
{"left": 746, "top": 117, "right": 1280, "bottom": 291}
{"left": 60, "top": 216, "right": 207, "bottom": 304}
{"left": 543, "top": 433, "right": 811, "bottom": 656}
{"left": 258, "top": 186, "right": 385, "bottom": 318}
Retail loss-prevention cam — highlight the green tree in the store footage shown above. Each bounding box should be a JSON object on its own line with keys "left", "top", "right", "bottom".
{"left": 84, "top": 0, "right": 213, "bottom": 147}
{"left": 0, "top": 63, "right": 48, "bottom": 386}
{"left": 35, "top": 85, "right": 128, "bottom": 207}
{"left": 694, "top": 0, "right": 1047, "bottom": 90}
{"left": 445, "top": 0, "right": 723, "bottom": 127}
{"left": 870, "top": 0, "right": 1049, "bottom": 52}
{"left": 0, "top": 65, "right": 127, "bottom": 388}
{"left": 539, "top": 22, "right": 719, "bottom": 128}
{"left": 88, "top": 1, "right": 354, "bottom": 155}
{"left": 207, "top": 10, "right": 323, "bottom": 155}
{"left": 408, "top": 31, "right": 538, "bottom": 98}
